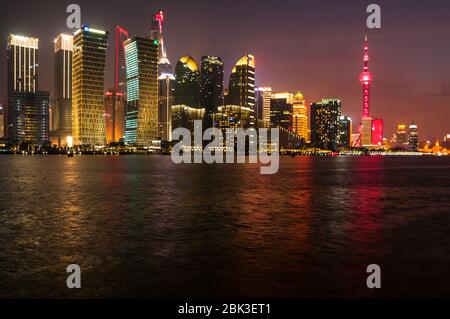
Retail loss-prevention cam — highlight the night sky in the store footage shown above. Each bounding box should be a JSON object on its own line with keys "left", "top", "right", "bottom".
{"left": 1, "top": 0, "right": 450, "bottom": 141}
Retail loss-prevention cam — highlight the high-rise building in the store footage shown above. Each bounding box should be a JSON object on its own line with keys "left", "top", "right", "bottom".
{"left": 360, "top": 117, "right": 373, "bottom": 146}
{"left": 292, "top": 92, "right": 308, "bottom": 141}
{"left": 54, "top": 34, "right": 73, "bottom": 142}
{"left": 228, "top": 54, "right": 256, "bottom": 126}
{"left": 339, "top": 116, "right": 352, "bottom": 148}
{"left": 442, "top": 134, "right": 450, "bottom": 149}
{"left": 200, "top": 56, "right": 224, "bottom": 129}
{"left": 7, "top": 34, "right": 39, "bottom": 96}
{"left": 124, "top": 36, "right": 159, "bottom": 146}
{"left": 310, "top": 99, "right": 341, "bottom": 151}
{"left": 396, "top": 124, "right": 408, "bottom": 146}
{"left": 8, "top": 92, "right": 49, "bottom": 145}
{"left": 371, "top": 118, "right": 384, "bottom": 146}
{"left": 72, "top": 26, "right": 109, "bottom": 146}
{"left": 256, "top": 87, "right": 272, "bottom": 127}
{"left": 158, "top": 73, "right": 175, "bottom": 142}
{"left": 150, "top": 10, "right": 172, "bottom": 76}
{"left": 105, "top": 89, "right": 126, "bottom": 144}
{"left": 6, "top": 34, "right": 48, "bottom": 145}
{"left": 408, "top": 122, "right": 419, "bottom": 151}
{"left": 270, "top": 92, "right": 293, "bottom": 131}
{"left": 149, "top": 10, "right": 175, "bottom": 142}
{"left": 171, "top": 105, "right": 205, "bottom": 135}
{"left": 175, "top": 56, "right": 201, "bottom": 108}
{"left": 0, "top": 104, "right": 5, "bottom": 138}
{"left": 215, "top": 105, "right": 253, "bottom": 131}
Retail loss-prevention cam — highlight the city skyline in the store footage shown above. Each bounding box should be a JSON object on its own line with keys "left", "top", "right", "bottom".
{"left": 0, "top": 0, "right": 450, "bottom": 141}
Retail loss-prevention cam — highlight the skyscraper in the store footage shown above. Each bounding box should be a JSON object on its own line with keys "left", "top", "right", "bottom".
{"left": 7, "top": 34, "right": 49, "bottom": 145}
{"left": 371, "top": 118, "right": 384, "bottom": 146}
{"left": 7, "top": 34, "right": 39, "bottom": 96}
{"left": 158, "top": 73, "right": 175, "bottom": 142}
{"left": 0, "top": 104, "right": 4, "bottom": 138}
{"left": 270, "top": 92, "right": 293, "bottom": 131}
{"left": 228, "top": 54, "right": 256, "bottom": 126}
{"left": 408, "top": 122, "right": 419, "bottom": 151}
{"left": 105, "top": 89, "right": 126, "bottom": 144}
{"left": 8, "top": 92, "right": 49, "bottom": 145}
{"left": 124, "top": 36, "right": 159, "bottom": 146}
{"left": 396, "top": 124, "right": 408, "bottom": 146}
{"left": 292, "top": 91, "right": 308, "bottom": 141}
{"left": 310, "top": 99, "right": 341, "bottom": 151}
{"left": 54, "top": 34, "right": 73, "bottom": 142}
{"left": 72, "top": 26, "right": 109, "bottom": 146}
{"left": 175, "top": 56, "right": 201, "bottom": 108}
{"left": 151, "top": 10, "right": 172, "bottom": 76}
{"left": 339, "top": 116, "right": 352, "bottom": 148}
{"left": 200, "top": 56, "right": 224, "bottom": 129}
{"left": 256, "top": 87, "right": 272, "bottom": 127}
{"left": 150, "top": 10, "right": 175, "bottom": 142}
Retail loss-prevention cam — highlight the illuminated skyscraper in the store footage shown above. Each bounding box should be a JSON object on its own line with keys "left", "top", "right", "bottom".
{"left": 292, "top": 92, "right": 308, "bottom": 141}
{"left": 124, "top": 36, "right": 159, "bottom": 146}
{"left": 149, "top": 10, "right": 175, "bottom": 142}
{"left": 72, "top": 26, "right": 109, "bottom": 146}
{"left": 159, "top": 73, "right": 175, "bottom": 142}
{"left": 228, "top": 54, "right": 256, "bottom": 126}
{"left": 54, "top": 34, "right": 73, "bottom": 142}
{"left": 151, "top": 10, "right": 172, "bottom": 76}
{"left": 408, "top": 122, "right": 419, "bottom": 151}
{"left": 9, "top": 92, "right": 49, "bottom": 145}
{"left": 7, "top": 34, "right": 49, "bottom": 144}
{"left": 270, "top": 92, "right": 293, "bottom": 131}
{"left": 171, "top": 105, "right": 204, "bottom": 134}
{"left": 339, "top": 116, "right": 352, "bottom": 148}
{"left": 215, "top": 105, "right": 253, "bottom": 131}
{"left": 175, "top": 56, "right": 201, "bottom": 108}
{"left": 105, "top": 89, "right": 126, "bottom": 143}
{"left": 256, "top": 87, "right": 272, "bottom": 127}
{"left": 396, "top": 124, "right": 408, "bottom": 146}
{"left": 310, "top": 99, "right": 341, "bottom": 151}
{"left": 7, "top": 34, "right": 39, "bottom": 96}
{"left": 200, "top": 56, "right": 224, "bottom": 129}
{"left": 0, "top": 104, "right": 5, "bottom": 138}
{"left": 371, "top": 118, "right": 384, "bottom": 146}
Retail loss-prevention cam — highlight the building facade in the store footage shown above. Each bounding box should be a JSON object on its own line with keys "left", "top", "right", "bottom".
{"left": 124, "top": 36, "right": 159, "bottom": 146}
{"left": 53, "top": 34, "right": 73, "bottom": 144}
{"left": 200, "top": 56, "right": 224, "bottom": 129}
{"left": 408, "top": 122, "right": 419, "bottom": 151}
{"left": 339, "top": 116, "right": 352, "bottom": 148}
{"left": 310, "top": 99, "right": 341, "bottom": 151}
{"left": 270, "top": 92, "right": 293, "bottom": 131}
{"left": 175, "top": 56, "right": 200, "bottom": 108}
{"left": 171, "top": 105, "right": 205, "bottom": 135}
{"left": 256, "top": 87, "right": 272, "bottom": 127}
{"left": 292, "top": 91, "right": 308, "bottom": 141}
{"left": 228, "top": 54, "right": 256, "bottom": 126}
{"left": 7, "top": 34, "right": 39, "bottom": 97}
{"left": 159, "top": 74, "right": 175, "bottom": 142}
{"left": 8, "top": 92, "right": 49, "bottom": 145}
{"left": 105, "top": 89, "right": 126, "bottom": 144}
{"left": 72, "top": 26, "right": 109, "bottom": 146}
{"left": 215, "top": 105, "right": 253, "bottom": 131}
